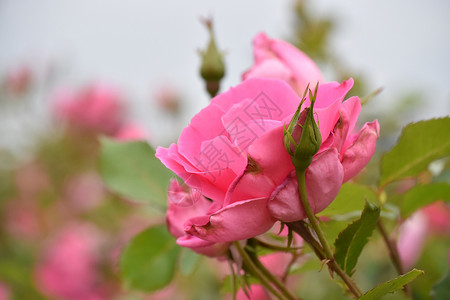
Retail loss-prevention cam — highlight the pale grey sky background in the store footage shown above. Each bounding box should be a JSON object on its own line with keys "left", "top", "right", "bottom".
{"left": 0, "top": 0, "right": 449, "bottom": 149}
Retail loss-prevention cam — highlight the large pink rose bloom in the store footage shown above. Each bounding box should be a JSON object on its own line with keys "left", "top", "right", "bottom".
{"left": 156, "top": 78, "right": 379, "bottom": 243}
{"left": 243, "top": 32, "right": 323, "bottom": 95}
{"left": 53, "top": 84, "right": 124, "bottom": 135}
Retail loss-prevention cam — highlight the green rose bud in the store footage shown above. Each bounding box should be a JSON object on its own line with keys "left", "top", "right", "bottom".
{"left": 199, "top": 18, "right": 225, "bottom": 98}
{"left": 284, "top": 83, "right": 322, "bottom": 172}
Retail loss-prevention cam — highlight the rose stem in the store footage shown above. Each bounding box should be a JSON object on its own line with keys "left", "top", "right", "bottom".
{"left": 295, "top": 171, "right": 363, "bottom": 298}
{"left": 254, "top": 238, "right": 301, "bottom": 252}
{"left": 227, "top": 259, "right": 237, "bottom": 300}
{"left": 377, "top": 220, "right": 412, "bottom": 297}
{"left": 246, "top": 240, "right": 299, "bottom": 300}
{"left": 286, "top": 221, "right": 326, "bottom": 260}
{"left": 233, "top": 241, "right": 292, "bottom": 300}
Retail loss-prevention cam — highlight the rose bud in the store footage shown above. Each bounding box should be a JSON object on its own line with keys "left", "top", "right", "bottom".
{"left": 284, "top": 84, "right": 322, "bottom": 172}
{"left": 199, "top": 18, "right": 225, "bottom": 98}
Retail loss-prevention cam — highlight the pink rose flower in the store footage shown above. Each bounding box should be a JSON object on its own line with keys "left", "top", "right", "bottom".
{"left": 243, "top": 32, "right": 323, "bottom": 95}
{"left": 156, "top": 78, "right": 379, "bottom": 243}
{"left": 34, "top": 224, "right": 105, "bottom": 300}
{"left": 166, "top": 179, "right": 230, "bottom": 257}
{"left": 4, "top": 200, "right": 41, "bottom": 241}
{"left": 397, "top": 212, "right": 429, "bottom": 270}
{"left": 53, "top": 83, "right": 124, "bottom": 135}
{"left": 0, "top": 281, "right": 11, "bottom": 300}
{"left": 15, "top": 162, "right": 50, "bottom": 198}
{"left": 421, "top": 201, "right": 450, "bottom": 233}
{"left": 114, "top": 123, "right": 148, "bottom": 141}
{"left": 63, "top": 172, "right": 106, "bottom": 211}
{"left": 397, "top": 201, "right": 450, "bottom": 269}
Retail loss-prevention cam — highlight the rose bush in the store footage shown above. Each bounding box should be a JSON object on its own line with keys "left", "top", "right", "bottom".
{"left": 156, "top": 77, "right": 379, "bottom": 243}
{"left": 243, "top": 32, "right": 323, "bottom": 95}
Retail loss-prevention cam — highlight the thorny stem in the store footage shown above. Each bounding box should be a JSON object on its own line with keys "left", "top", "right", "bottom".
{"left": 295, "top": 171, "right": 363, "bottom": 299}
{"left": 254, "top": 238, "right": 302, "bottom": 253}
{"left": 247, "top": 242, "right": 299, "bottom": 300}
{"left": 233, "top": 241, "right": 291, "bottom": 300}
{"left": 286, "top": 221, "right": 326, "bottom": 260}
{"left": 377, "top": 220, "right": 412, "bottom": 298}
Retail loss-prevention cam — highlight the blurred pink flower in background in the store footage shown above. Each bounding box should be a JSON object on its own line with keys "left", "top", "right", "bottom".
{"left": 52, "top": 83, "right": 125, "bottom": 135}
{"left": 229, "top": 252, "right": 294, "bottom": 300}
{"left": 260, "top": 252, "right": 293, "bottom": 279}
{"left": 34, "top": 223, "right": 106, "bottom": 300}
{"left": 243, "top": 32, "right": 323, "bottom": 95}
{"left": 2, "top": 65, "right": 32, "bottom": 96}
{"left": 63, "top": 172, "right": 106, "bottom": 212}
{"left": 154, "top": 84, "right": 180, "bottom": 113}
{"left": 397, "top": 211, "right": 429, "bottom": 270}
{"left": 397, "top": 201, "right": 450, "bottom": 269}
{"left": 236, "top": 285, "right": 271, "bottom": 300}
{"left": 4, "top": 199, "right": 41, "bottom": 241}
{"left": 421, "top": 201, "right": 450, "bottom": 233}
{"left": 14, "top": 162, "right": 50, "bottom": 198}
{"left": 0, "top": 281, "right": 11, "bottom": 300}
{"left": 114, "top": 123, "right": 148, "bottom": 141}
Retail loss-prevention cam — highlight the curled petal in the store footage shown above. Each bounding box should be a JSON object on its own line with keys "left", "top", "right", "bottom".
{"left": 156, "top": 144, "right": 228, "bottom": 203}
{"left": 268, "top": 148, "right": 344, "bottom": 222}
{"left": 185, "top": 198, "right": 276, "bottom": 243}
{"left": 320, "top": 96, "right": 361, "bottom": 155}
{"left": 341, "top": 120, "right": 380, "bottom": 182}
{"left": 177, "top": 235, "right": 230, "bottom": 257}
{"left": 166, "top": 179, "right": 211, "bottom": 238}
{"left": 312, "top": 79, "right": 355, "bottom": 141}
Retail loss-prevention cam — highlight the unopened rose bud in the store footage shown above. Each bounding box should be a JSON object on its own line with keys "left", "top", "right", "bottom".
{"left": 199, "top": 18, "right": 225, "bottom": 98}
{"left": 284, "top": 84, "right": 322, "bottom": 171}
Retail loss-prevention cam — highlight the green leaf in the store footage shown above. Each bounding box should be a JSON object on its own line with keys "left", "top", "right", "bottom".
{"left": 322, "top": 220, "right": 354, "bottom": 246}
{"left": 319, "top": 183, "right": 378, "bottom": 217}
{"left": 431, "top": 270, "right": 450, "bottom": 300}
{"left": 334, "top": 200, "right": 380, "bottom": 275}
{"left": 380, "top": 117, "right": 450, "bottom": 187}
{"left": 179, "top": 248, "right": 201, "bottom": 276}
{"left": 400, "top": 183, "right": 450, "bottom": 218}
{"left": 119, "top": 226, "right": 181, "bottom": 292}
{"left": 99, "top": 138, "right": 173, "bottom": 206}
{"left": 360, "top": 269, "right": 424, "bottom": 300}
